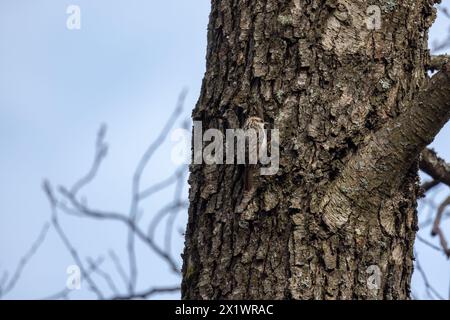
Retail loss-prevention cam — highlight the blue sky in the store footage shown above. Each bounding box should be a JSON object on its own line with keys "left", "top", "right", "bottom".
{"left": 0, "top": 1, "right": 449, "bottom": 299}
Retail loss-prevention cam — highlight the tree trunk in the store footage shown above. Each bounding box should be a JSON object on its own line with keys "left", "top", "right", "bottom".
{"left": 182, "top": 0, "right": 441, "bottom": 299}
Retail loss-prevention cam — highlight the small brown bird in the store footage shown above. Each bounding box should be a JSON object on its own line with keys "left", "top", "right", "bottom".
{"left": 237, "top": 116, "right": 266, "bottom": 213}
{"left": 244, "top": 116, "right": 267, "bottom": 159}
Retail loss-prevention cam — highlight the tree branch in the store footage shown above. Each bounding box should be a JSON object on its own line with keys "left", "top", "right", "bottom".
{"left": 420, "top": 148, "right": 450, "bottom": 189}
{"left": 57, "top": 187, "right": 180, "bottom": 274}
{"left": 42, "top": 256, "right": 105, "bottom": 300}
{"left": 0, "top": 223, "right": 50, "bottom": 298}
{"left": 87, "top": 257, "right": 120, "bottom": 295}
{"left": 321, "top": 64, "right": 450, "bottom": 231}
{"left": 111, "top": 285, "right": 180, "bottom": 300}
{"left": 71, "top": 124, "right": 108, "bottom": 195}
{"left": 420, "top": 179, "right": 440, "bottom": 193}
{"left": 127, "top": 89, "right": 187, "bottom": 293}
{"left": 43, "top": 182, "right": 105, "bottom": 299}
{"left": 428, "top": 55, "right": 450, "bottom": 72}
{"left": 415, "top": 251, "right": 445, "bottom": 300}
{"left": 431, "top": 196, "right": 450, "bottom": 257}
{"left": 416, "top": 235, "right": 445, "bottom": 253}
{"left": 108, "top": 250, "right": 129, "bottom": 289}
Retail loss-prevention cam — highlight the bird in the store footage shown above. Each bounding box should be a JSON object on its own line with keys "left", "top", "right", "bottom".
{"left": 243, "top": 116, "right": 267, "bottom": 167}
{"left": 236, "top": 116, "right": 266, "bottom": 213}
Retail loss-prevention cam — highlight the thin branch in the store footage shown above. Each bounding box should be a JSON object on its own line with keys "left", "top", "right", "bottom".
{"left": 43, "top": 181, "right": 104, "bottom": 299}
{"left": 108, "top": 250, "right": 129, "bottom": 289}
{"left": 421, "top": 180, "right": 440, "bottom": 193}
{"left": 42, "top": 257, "right": 105, "bottom": 300}
{"left": 431, "top": 5, "right": 450, "bottom": 53}
{"left": 437, "top": 5, "right": 450, "bottom": 19}
{"left": 420, "top": 148, "right": 450, "bottom": 189}
{"left": 419, "top": 206, "right": 450, "bottom": 229}
{"left": 420, "top": 197, "right": 439, "bottom": 225}
{"left": 416, "top": 234, "right": 445, "bottom": 253}
{"left": 0, "top": 223, "right": 50, "bottom": 298}
{"left": 0, "top": 272, "right": 8, "bottom": 297}
{"left": 111, "top": 285, "right": 180, "bottom": 300}
{"left": 139, "top": 166, "right": 186, "bottom": 200}
{"left": 432, "top": 39, "right": 450, "bottom": 54}
{"left": 165, "top": 169, "right": 188, "bottom": 256}
{"left": 415, "top": 251, "right": 445, "bottom": 300}
{"left": 148, "top": 201, "right": 189, "bottom": 253}
{"left": 71, "top": 124, "right": 108, "bottom": 195}
{"left": 33, "top": 95, "right": 188, "bottom": 300}
{"left": 87, "top": 258, "right": 119, "bottom": 295}
{"left": 127, "top": 89, "right": 187, "bottom": 293}
{"left": 57, "top": 187, "right": 180, "bottom": 274}
{"left": 431, "top": 196, "right": 450, "bottom": 257}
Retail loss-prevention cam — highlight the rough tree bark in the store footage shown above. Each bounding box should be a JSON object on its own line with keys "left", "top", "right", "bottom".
{"left": 182, "top": 0, "right": 450, "bottom": 299}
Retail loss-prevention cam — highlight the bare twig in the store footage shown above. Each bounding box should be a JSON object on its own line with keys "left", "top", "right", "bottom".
{"left": 416, "top": 234, "right": 445, "bottom": 253}
{"left": 111, "top": 285, "right": 180, "bottom": 300}
{"left": 421, "top": 180, "right": 440, "bottom": 193}
{"left": 415, "top": 251, "right": 445, "bottom": 300}
{"left": 419, "top": 148, "right": 450, "bottom": 257}
{"left": 87, "top": 258, "right": 119, "bottom": 295}
{"left": 15, "top": 92, "right": 190, "bottom": 300}
{"left": 57, "top": 187, "right": 180, "bottom": 274}
{"left": 139, "top": 166, "right": 187, "bottom": 201}
{"left": 148, "top": 201, "right": 189, "bottom": 255}
{"left": 71, "top": 124, "right": 108, "bottom": 195}
{"left": 432, "top": 6, "right": 450, "bottom": 53}
{"left": 165, "top": 168, "right": 188, "bottom": 256}
{"left": 0, "top": 272, "right": 8, "bottom": 296}
{"left": 127, "top": 89, "right": 187, "bottom": 293}
{"left": 43, "top": 181, "right": 104, "bottom": 299}
{"left": 438, "top": 5, "right": 450, "bottom": 19}
{"left": 419, "top": 197, "right": 449, "bottom": 229}
{"left": 431, "top": 196, "right": 450, "bottom": 257}
{"left": 42, "top": 257, "right": 105, "bottom": 300}
{"left": 0, "top": 223, "right": 50, "bottom": 298}
{"left": 108, "top": 250, "right": 129, "bottom": 289}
